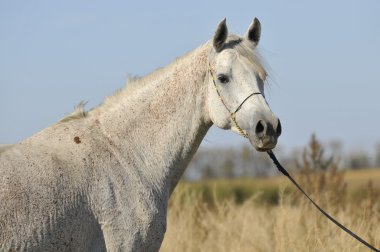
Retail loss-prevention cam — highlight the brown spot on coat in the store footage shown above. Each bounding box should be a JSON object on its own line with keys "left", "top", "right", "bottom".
{"left": 73, "top": 136, "right": 81, "bottom": 144}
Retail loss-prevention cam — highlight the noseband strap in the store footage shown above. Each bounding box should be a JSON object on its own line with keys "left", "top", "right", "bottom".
{"left": 208, "top": 62, "right": 262, "bottom": 138}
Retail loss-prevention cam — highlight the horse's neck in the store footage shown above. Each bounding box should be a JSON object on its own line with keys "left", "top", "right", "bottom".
{"left": 94, "top": 42, "right": 212, "bottom": 196}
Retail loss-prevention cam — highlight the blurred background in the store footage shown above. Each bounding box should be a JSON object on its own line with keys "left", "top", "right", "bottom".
{"left": 1, "top": 1, "right": 380, "bottom": 250}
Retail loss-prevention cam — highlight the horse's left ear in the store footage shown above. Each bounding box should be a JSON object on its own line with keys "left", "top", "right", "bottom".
{"left": 245, "top": 17, "right": 261, "bottom": 46}
{"left": 213, "top": 18, "right": 228, "bottom": 52}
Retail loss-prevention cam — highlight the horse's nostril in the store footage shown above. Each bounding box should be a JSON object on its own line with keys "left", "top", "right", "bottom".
{"left": 255, "top": 120, "right": 266, "bottom": 138}
{"left": 276, "top": 119, "right": 282, "bottom": 137}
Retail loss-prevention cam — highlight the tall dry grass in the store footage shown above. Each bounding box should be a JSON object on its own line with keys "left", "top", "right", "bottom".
{"left": 160, "top": 185, "right": 380, "bottom": 252}
{"left": 161, "top": 135, "right": 380, "bottom": 251}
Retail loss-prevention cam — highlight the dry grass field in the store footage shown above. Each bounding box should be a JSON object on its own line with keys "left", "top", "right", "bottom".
{"left": 160, "top": 168, "right": 380, "bottom": 252}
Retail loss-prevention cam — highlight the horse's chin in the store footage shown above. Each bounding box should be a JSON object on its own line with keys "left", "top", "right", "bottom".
{"left": 249, "top": 136, "right": 277, "bottom": 152}
{"left": 253, "top": 145, "right": 275, "bottom": 152}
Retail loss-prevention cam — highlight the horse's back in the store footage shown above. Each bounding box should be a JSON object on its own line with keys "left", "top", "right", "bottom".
{"left": 0, "top": 130, "right": 106, "bottom": 251}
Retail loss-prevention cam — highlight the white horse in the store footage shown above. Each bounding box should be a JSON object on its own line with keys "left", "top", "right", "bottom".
{"left": 0, "top": 18, "right": 281, "bottom": 251}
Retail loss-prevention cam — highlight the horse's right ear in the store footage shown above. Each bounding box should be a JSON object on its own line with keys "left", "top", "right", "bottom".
{"left": 213, "top": 18, "right": 228, "bottom": 52}
{"left": 245, "top": 18, "right": 261, "bottom": 46}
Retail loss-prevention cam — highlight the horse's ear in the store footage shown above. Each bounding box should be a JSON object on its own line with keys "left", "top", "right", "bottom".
{"left": 213, "top": 18, "right": 228, "bottom": 52}
{"left": 245, "top": 17, "right": 261, "bottom": 46}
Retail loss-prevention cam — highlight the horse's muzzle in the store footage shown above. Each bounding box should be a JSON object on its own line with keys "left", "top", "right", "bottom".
{"left": 250, "top": 118, "right": 282, "bottom": 151}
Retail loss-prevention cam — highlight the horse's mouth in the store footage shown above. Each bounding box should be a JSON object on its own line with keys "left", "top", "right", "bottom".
{"left": 250, "top": 136, "right": 278, "bottom": 152}
{"left": 255, "top": 146, "right": 274, "bottom": 152}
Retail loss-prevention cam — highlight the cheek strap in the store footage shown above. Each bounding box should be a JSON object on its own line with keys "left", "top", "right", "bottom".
{"left": 208, "top": 62, "right": 262, "bottom": 138}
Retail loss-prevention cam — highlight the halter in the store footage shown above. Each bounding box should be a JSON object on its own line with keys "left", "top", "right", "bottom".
{"left": 209, "top": 63, "right": 379, "bottom": 252}
{"left": 208, "top": 62, "right": 262, "bottom": 138}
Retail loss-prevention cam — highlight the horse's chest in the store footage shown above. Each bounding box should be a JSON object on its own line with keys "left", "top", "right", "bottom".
{"left": 126, "top": 196, "right": 168, "bottom": 251}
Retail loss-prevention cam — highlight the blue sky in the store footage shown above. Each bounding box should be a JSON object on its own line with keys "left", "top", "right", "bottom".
{"left": 1, "top": 1, "right": 380, "bottom": 153}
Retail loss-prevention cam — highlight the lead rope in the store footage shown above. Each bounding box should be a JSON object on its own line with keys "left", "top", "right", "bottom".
{"left": 267, "top": 150, "right": 380, "bottom": 252}
{"left": 209, "top": 63, "right": 379, "bottom": 250}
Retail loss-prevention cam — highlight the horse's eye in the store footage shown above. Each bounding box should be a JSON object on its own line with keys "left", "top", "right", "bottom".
{"left": 217, "top": 74, "right": 230, "bottom": 84}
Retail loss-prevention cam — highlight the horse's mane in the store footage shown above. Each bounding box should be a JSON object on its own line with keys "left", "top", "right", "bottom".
{"left": 108, "top": 35, "right": 267, "bottom": 105}
{"left": 57, "top": 101, "right": 88, "bottom": 123}
{"left": 212, "top": 34, "right": 268, "bottom": 81}
{"left": 58, "top": 34, "right": 267, "bottom": 123}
